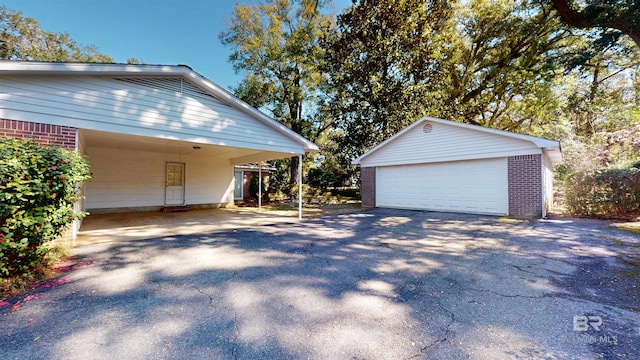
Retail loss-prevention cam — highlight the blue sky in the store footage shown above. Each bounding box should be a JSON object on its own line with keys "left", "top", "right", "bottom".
{"left": 2, "top": 0, "right": 350, "bottom": 91}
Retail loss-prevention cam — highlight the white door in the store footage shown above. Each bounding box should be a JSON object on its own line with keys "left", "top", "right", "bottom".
{"left": 376, "top": 158, "right": 508, "bottom": 215}
{"left": 234, "top": 171, "right": 243, "bottom": 200}
{"left": 165, "top": 163, "right": 185, "bottom": 205}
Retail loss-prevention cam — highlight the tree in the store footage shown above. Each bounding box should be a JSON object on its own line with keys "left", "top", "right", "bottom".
{"left": 551, "top": 0, "right": 640, "bottom": 48}
{"left": 442, "top": 0, "right": 575, "bottom": 130}
{"left": 323, "top": 0, "right": 457, "bottom": 161}
{"left": 220, "top": 0, "right": 333, "bottom": 185}
{"left": 323, "top": 0, "right": 576, "bottom": 160}
{"left": 307, "top": 128, "right": 357, "bottom": 189}
{"left": 126, "top": 57, "right": 146, "bottom": 64}
{"left": 0, "top": 6, "right": 113, "bottom": 62}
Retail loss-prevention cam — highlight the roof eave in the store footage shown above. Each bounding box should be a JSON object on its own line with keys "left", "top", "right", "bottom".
{"left": 0, "top": 61, "right": 318, "bottom": 153}
{"left": 183, "top": 70, "right": 319, "bottom": 152}
{"left": 353, "top": 116, "right": 562, "bottom": 165}
{"left": 0, "top": 60, "right": 188, "bottom": 76}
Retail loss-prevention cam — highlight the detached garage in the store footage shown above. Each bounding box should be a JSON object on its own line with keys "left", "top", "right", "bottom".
{"left": 353, "top": 117, "right": 562, "bottom": 218}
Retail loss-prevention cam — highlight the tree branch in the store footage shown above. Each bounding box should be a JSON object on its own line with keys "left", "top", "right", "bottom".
{"left": 551, "top": 0, "right": 593, "bottom": 28}
{"left": 551, "top": 0, "right": 640, "bottom": 47}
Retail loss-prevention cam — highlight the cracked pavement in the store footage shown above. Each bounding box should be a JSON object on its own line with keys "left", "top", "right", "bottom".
{"left": 1, "top": 208, "right": 640, "bottom": 359}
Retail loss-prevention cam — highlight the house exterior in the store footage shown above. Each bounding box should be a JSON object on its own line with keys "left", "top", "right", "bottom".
{"left": 0, "top": 61, "right": 317, "bottom": 217}
{"left": 353, "top": 117, "right": 562, "bottom": 218}
{"left": 234, "top": 163, "right": 274, "bottom": 202}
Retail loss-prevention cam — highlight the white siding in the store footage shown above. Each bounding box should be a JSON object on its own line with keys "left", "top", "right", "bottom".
{"left": 84, "top": 145, "right": 233, "bottom": 211}
{"left": 359, "top": 120, "right": 541, "bottom": 167}
{"left": 376, "top": 158, "right": 509, "bottom": 215}
{"left": 0, "top": 75, "right": 304, "bottom": 154}
{"left": 542, "top": 154, "right": 555, "bottom": 217}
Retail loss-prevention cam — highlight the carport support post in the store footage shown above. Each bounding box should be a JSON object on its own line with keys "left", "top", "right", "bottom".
{"left": 298, "top": 154, "right": 303, "bottom": 220}
{"left": 258, "top": 164, "right": 262, "bottom": 212}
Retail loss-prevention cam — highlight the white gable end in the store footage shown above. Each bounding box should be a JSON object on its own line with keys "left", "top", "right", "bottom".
{"left": 357, "top": 119, "right": 542, "bottom": 167}
{"left": 0, "top": 75, "right": 305, "bottom": 154}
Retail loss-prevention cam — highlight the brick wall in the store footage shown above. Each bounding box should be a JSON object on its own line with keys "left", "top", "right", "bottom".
{"left": 508, "top": 154, "right": 542, "bottom": 218}
{"left": 242, "top": 171, "right": 269, "bottom": 201}
{"left": 0, "top": 118, "right": 77, "bottom": 149}
{"left": 360, "top": 166, "right": 376, "bottom": 208}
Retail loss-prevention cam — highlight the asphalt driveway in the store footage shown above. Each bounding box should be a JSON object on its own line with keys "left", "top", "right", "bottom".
{"left": 2, "top": 208, "right": 640, "bottom": 359}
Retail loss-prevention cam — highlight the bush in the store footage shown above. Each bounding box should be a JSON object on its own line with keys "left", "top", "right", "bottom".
{"left": 0, "top": 138, "right": 91, "bottom": 278}
{"left": 287, "top": 183, "right": 311, "bottom": 199}
{"left": 330, "top": 187, "right": 360, "bottom": 199}
{"left": 249, "top": 175, "right": 268, "bottom": 202}
{"left": 565, "top": 167, "right": 640, "bottom": 216}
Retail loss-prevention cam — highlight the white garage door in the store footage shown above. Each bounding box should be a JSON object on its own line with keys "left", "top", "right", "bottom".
{"left": 376, "top": 158, "right": 508, "bottom": 215}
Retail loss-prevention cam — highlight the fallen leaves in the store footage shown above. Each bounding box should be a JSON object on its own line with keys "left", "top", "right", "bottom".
{"left": 10, "top": 293, "right": 40, "bottom": 311}
{"left": 2, "top": 277, "right": 73, "bottom": 312}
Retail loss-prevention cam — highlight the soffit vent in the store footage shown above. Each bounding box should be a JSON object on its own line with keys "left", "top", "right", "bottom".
{"left": 423, "top": 123, "right": 433, "bottom": 133}
{"left": 114, "top": 77, "right": 228, "bottom": 106}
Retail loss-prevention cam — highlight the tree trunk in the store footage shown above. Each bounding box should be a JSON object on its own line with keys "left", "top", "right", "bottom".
{"left": 628, "top": 28, "right": 640, "bottom": 48}
{"left": 289, "top": 155, "right": 299, "bottom": 186}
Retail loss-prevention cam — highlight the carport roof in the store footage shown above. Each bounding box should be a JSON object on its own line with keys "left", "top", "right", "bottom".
{"left": 353, "top": 116, "right": 562, "bottom": 165}
{"left": 0, "top": 61, "right": 318, "bottom": 157}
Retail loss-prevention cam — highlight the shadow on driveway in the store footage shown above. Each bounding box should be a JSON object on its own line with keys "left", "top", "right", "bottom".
{"left": 2, "top": 208, "right": 639, "bottom": 359}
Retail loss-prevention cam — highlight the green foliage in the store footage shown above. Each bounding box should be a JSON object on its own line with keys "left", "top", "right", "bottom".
{"left": 0, "top": 6, "right": 113, "bottom": 62}
{"left": 266, "top": 158, "right": 293, "bottom": 195}
{"left": 249, "top": 174, "right": 268, "bottom": 201}
{"left": 323, "top": 0, "right": 455, "bottom": 159}
{"left": 220, "top": 0, "right": 334, "bottom": 184}
{"left": 0, "top": 138, "right": 91, "bottom": 278}
{"left": 287, "top": 183, "right": 311, "bottom": 199}
{"left": 307, "top": 129, "right": 357, "bottom": 190}
{"left": 323, "top": 0, "right": 578, "bottom": 159}
{"left": 549, "top": 0, "right": 640, "bottom": 48}
{"left": 552, "top": 65, "right": 640, "bottom": 174}
{"left": 330, "top": 187, "right": 359, "bottom": 200}
{"left": 216, "top": 0, "right": 640, "bottom": 195}
{"left": 565, "top": 167, "right": 640, "bottom": 216}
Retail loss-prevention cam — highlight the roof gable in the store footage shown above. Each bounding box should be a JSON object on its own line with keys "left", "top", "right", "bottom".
{"left": 353, "top": 117, "right": 562, "bottom": 166}
{"left": 0, "top": 61, "right": 318, "bottom": 154}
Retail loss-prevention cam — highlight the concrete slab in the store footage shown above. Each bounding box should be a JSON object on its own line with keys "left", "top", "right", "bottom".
{"left": 75, "top": 207, "right": 300, "bottom": 247}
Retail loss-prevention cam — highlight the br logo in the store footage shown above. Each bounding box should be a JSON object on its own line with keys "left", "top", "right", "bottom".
{"left": 573, "top": 315, "right": 602, "bottom": 331}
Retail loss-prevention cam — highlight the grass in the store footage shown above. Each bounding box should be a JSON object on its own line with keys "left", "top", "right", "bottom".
{"left": 263, "top": 200, "right": 363, "bottom": 217}
{"left": 612, "top": 223, "right": 640, "bottom": 235}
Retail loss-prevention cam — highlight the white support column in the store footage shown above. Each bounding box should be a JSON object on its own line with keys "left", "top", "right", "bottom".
{"left": 258, "top": 164, "right": 262, "bottom": 212}
{"left": 298, "top": 154, "right": 303, "bottom": 220}
{"left": 72, "top": 129, "right": 81, "bottom": 246}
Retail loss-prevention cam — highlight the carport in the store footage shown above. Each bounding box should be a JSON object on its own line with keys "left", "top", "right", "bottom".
{"left": 0, "top": 61, "right": 318, "bottom": 235}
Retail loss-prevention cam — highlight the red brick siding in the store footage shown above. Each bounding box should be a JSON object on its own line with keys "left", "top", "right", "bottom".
{"left": 360, "top": 167, "right": 376, "bottom": 208}
{"left": 0, "top": 118, "right": 77, "bottom": 149}
{"left": 242, "top": 171, "right": 269, "bottom": 201}
{"left": 508, "top": 154, "right": 542, "bottom": 218}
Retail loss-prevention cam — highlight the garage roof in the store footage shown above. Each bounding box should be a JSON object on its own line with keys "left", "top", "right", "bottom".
{"left": 353, "top": 116, "right": 562, "bottom": 166}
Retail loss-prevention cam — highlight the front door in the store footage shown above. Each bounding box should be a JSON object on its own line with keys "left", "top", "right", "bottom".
{"left": 234, "top": 171, "right": 243, "bottom": 200}
{"left": 165, "top": 163, "right": 185, "bottom": 205}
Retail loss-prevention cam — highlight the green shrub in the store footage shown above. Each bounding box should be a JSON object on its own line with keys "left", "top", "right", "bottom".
{"left": 565, "top": 167, "right": 640, "bottom": 216}
{"left": 249, "top": 175, "right": 268, "bottom": 201}
{"left": 331, "top": 187, "right": 360, "bottom": 199}
{"left": 287, "top": 183, "right": 311, "bottom": 199}
{"left": 0, "top": 138, "right": 91, "bottom": 278}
